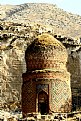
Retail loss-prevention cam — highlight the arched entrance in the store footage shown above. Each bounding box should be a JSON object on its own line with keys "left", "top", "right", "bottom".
{"left": 38, "top": 91, "right": 49, "bottom": 115}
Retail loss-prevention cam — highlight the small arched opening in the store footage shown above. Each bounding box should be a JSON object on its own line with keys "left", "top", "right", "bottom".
{"left": 38, "top": 90, "right": 49, "bottom": 115}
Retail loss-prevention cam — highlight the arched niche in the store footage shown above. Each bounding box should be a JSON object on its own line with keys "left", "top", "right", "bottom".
{"left": 38, "top": 90, "right": 49, "bottom": 115}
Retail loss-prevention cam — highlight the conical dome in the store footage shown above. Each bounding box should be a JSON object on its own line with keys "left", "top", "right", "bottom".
{"left": 25, "top": 33, "right": 68, "bottom": 71}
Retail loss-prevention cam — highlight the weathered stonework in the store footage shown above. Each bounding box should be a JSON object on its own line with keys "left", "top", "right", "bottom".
{"left": 22, "top": 33, "right": 72, "bottom": 116}
{"left": 67, "top": 48, "right": 81, "bottom": 110}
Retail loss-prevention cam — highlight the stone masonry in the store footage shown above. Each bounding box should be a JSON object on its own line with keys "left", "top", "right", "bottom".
{"left": 22, "top": 33, "right": 72, "bottom": 116}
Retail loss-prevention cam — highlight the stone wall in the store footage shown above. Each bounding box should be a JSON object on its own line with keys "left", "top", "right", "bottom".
{"left": 22, "top": 72, "right": 71, "bottom": 114}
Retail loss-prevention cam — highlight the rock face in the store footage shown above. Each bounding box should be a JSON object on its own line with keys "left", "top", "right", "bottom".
{"left": 22, "top": 33, "right": 71, "bottom": 115}
{"left": 66, "top": 46, "right": 81, "bottom": 110}
{"left": 54, "top": 35, "right": 81, "bottom": 110}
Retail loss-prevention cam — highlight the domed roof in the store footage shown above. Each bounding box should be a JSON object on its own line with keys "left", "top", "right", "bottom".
{"left": 26, "top": 33, "right": 65, "bottom": 53}
{"left": 25, "top": 33, "right": 67, "bottom": 71}
{"left": 33, "top": 33, "right": 64, "bottom": 47}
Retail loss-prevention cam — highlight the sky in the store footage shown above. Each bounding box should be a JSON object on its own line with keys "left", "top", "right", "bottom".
{"left": 0, "top": 0, "right": 81, "bottom": 16}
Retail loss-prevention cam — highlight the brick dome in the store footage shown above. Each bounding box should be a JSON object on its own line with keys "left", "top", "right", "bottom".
{"left": 25, "top": 33, "right": 68, "bottom": 71}
{"left": 22, "top": 33, "right": 71, "bottom": 115}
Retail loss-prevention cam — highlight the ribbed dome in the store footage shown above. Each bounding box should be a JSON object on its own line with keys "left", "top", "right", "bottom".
{"left": 25, "top": 33, "right": 68, "bottom": 71}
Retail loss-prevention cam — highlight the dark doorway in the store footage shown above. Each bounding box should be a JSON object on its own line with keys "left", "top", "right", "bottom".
{"left": 72, "top": 96, "right": 81, "bottom": 111}
{"left": 38, "top": 91, "right": 49, "bottom": 115}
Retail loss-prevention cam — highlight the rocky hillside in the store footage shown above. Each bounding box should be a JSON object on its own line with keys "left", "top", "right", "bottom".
{"left": 0, "top": 3, "right": 81, "bottom": 38}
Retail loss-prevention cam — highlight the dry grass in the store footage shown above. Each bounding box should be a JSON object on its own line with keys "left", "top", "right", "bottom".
{"left": 34, "top": 33, "right": 65, "bottom": 49}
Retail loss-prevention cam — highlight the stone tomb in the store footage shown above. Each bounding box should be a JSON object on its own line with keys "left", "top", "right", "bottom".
{"left": 22, "top": 33, "right": 72, "bottom": 116}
